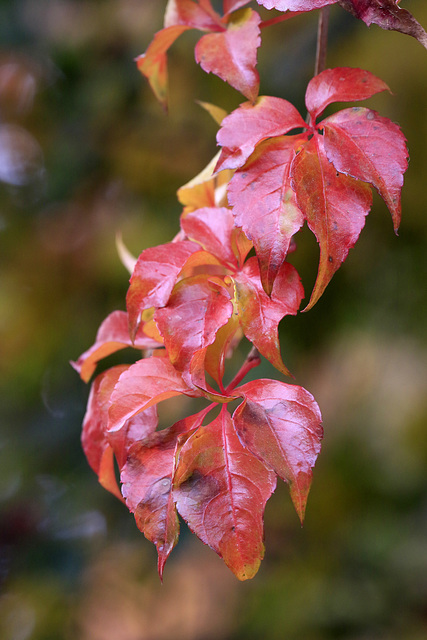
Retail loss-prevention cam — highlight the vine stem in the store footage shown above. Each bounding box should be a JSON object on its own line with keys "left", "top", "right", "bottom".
{"left": 314, "top": 6, "right": 330, "bottom": 77}
{"left": 225, "top": 346, "right": 261, "bottom": 394}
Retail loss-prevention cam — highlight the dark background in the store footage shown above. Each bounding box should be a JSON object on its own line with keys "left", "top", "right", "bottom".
{"left": 1, "top": 1, "right": 427, "bottom": 638}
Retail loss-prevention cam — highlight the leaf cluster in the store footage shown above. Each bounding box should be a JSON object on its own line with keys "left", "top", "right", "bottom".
{"left": 73, "top": 0, "right": 423, "bottom": 580}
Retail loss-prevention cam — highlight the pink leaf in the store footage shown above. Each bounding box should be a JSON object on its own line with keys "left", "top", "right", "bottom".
{"left": 174, "top": 407, "right": 277, "bottom": 580}
{"left": 291, "top": 135, "right": 372, "bottom": 310}
{"left": 107, "top": 356, "right": 198, "bottom": 435}
{"left": 121, "top": 410, "right": 207, "bottom": 578}
{"left": 155, "top": 275, "right": 233, "bottom": 386}
{"left": 227, "top": 135, "right": 305, "bottom": 294}
{"left": 195, "top": 9, "right": 261, "bottom": 101}
{"left": 181, "top": 207, "right": 238, "bottom": 268}
{"left": 72, "top": 310, "right": 161, "bottom": 383}
{"left": 323, "top": 107, "right": 408, "bottom": 231}
{"left": 216, "top": 96, "right": 306, "bottom": 171}
{"left": 233, "top": 378, "right": 323, "bottom": 522}
{"left": 305, "top": 67, "right": 389, "bottom": 122}
{"left": 234, "top": 257, "right": 304, "bottom": 375}
{"left": 81, "top": 366, "right": 158, "bottom": 500}
{"left": 126, "top": 240, "right": 199, "bottom": 340}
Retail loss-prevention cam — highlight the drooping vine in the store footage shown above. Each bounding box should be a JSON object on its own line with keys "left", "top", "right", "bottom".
{"left": 73, "top": 0, "right": 424, "bottom": 580}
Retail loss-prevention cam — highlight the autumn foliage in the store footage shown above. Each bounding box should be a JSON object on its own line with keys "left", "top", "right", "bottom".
{"left": 73, "top": 0, "right": 424, "bottom": 580}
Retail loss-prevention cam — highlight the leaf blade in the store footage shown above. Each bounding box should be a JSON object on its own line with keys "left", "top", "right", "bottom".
{"left": 305, "top": 67, "right": 389, "bottom": 122}
{"left": 233, "top": 378, "right": 323, "bottom": 522}
{"left": 323, "top": 107, "right": 408, "bottom": 231}
{"left": 228, "top": 135, "right": 305, "bottom": 293}
{"left": 291, "top": 135, "right": 372, "bottom": 310}
{"left": 174, "top": 408, "right": 277, "bottom": 580}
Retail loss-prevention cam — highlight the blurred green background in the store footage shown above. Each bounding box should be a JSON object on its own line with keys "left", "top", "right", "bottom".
{"left": 1, "top": 1, "right": 427, "bottom": 638}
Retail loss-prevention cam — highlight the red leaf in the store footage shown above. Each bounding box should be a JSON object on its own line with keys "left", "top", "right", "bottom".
{"left": 305, "top": 67, "right": 389, "bottom": 122}
{"left": 121, "top": 410, "right": 207, "bottom": 578}
{"left": 257, "top": 0, "right": 336, "bottom": 10}
{"left": 323, "top": 107, "right": 408, "bottom": 231}
{"left": 181, "top": 207, "right": 238, "bottom": 268}
{"left": 81, "top": 366, "right": 158, "bottom": 501}
{"left": 107, "top": 356, "right": 198, "bottom": 435}
{"left": 195, "top": 9, "right": 261, "bottom": 101}
{"left": 227, "top": 135, "right": 305, "bottom": 294}
{"left": 234, "top": 257, "right": 304, "bottom": 375}
{"left": 126, "top": 240, "right": 199, "bottom": 340}
{"left": 216, "top": 96, "right": 306, "bottom": 171}
{"left": 136, "top": 25, "right": 191, "bottom": 110}
{"left": 155, "top": 275, "right": 233, "bottom": 386}
{"left": 174, "top": 407, "right": 276, "bottom": 580}
{"left": 291, "top": 135, "right": 372, "bottom": 310}
{"left": 72, "top": 311, "right": 162, "bottom": 383}
{"left": 233, "top": 379, "right": 323, "bottom": 523}
{"left": 338, "top": 0, "right": 427, "bottom": 49}
{"left": 164, "top": 0, "right": 222, "bottom": 30}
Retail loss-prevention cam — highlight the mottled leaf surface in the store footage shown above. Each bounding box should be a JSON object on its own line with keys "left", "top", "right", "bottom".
{"left": 121, "top": 410, "right": 207, "bottom": 577}
{"left": 174, "top": 407, "right": 276, "bottom": 580}
{"left": 338, "top": 0, "right": 427, "bottom": 49}
{"left": 323, "top": 107, "right": 408, "bottom": 230}
{"left": 305, "top": 67, "right": 389, "bottom": 122}
{"left": 233, "top": 379, "right": 323, "bottom": 522}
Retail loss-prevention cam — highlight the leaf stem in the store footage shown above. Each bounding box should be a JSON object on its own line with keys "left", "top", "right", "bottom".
{"left": 225, "top": 346, "right": 261, "bottom": 394}
{"left": 314, "top": 6, "right": 330, "bottom": 77}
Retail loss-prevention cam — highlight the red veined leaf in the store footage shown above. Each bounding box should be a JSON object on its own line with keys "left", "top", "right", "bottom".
{"left": 322, "top": 106, "right": 408, "bottom": 232}
{"left": 121, "top": 409, "right": 208, "bottom": 578}
{"left": 107, "top": 356, "right": 199, "bottom": 435}
{"left": 72, "top": 311, "right": 162, "bottom": 383}
{"left": 227, "top": 135, "right": 305, "bottom": 294}
{"left": 216, "top": 96, "right": 307, "bottom": 171}
{"left": 233, "top": 257, "right": 304, "bottom": 375}
{"left": 174, "top": 406, "right": 277, "bottom": 580}
{"left": 126, "top": 240, "right": 199, "bottom": 340}
{"left": 233, "top": 378, "right": 323, "bottom": 523}
{"left": 305, "top": 67, "right": 389, "bottom": 122}
{"left": 338, "top": 0, "right": 427, "bottom": 49}
{"left": 164, "top": 0, "right": 222, "bottom": 30}
{"left": 257, "top": 0, "right": 335, "bottom": 10}
{"left": 223, "top": 0, "right": 251, "bottom": 14}
{"left": 81, "top": 366, "right": 158, "bottom": 501}
{"left": 291, "top": 135, "right": 372, "bottom": 311}
{"left": 181, "top": 206, "right": 238, "bottom": 268}
{"left": 136, "top": 25, "right": 192, "bottom": 110}
{"left": 195, "top": 8, "right": 261, "bottom": 102}
{"left": 155, "top": 275, "right": 233, "bottom": 387}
